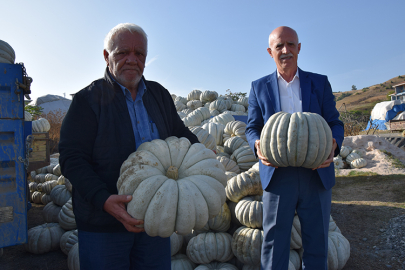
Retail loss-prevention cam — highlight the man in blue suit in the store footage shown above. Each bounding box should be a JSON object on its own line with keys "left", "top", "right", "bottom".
{"left": 245, "top": 26, "right": 344, "bottom": 269}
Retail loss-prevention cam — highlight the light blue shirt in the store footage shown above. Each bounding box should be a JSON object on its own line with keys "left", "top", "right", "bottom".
{"left": 115, "top": 79, "right": 160, "bottom": 149}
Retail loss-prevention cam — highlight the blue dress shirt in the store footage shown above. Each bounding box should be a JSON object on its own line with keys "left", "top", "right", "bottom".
{"left": 115, "top": 79, "right": 160, "bottom": 149}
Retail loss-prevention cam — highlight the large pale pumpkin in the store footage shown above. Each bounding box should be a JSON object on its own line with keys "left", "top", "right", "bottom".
{"left": 200, "top": 90, "right": 219, "bottom": 103}
{"left": 186, "top": 232, "right": 234, "bottom": 264}
{"left": 117, "top": 137, "right": 227, "bottom": 238}
{"left": 216, "top": 156, "right": 240, "bottom": 174}
{"left": 170, "top": 232, "right": 184, "bottom": 256}
{"left": 327, "top": 231, "right": 350, "bottom": 270}
{"left": 231, "top": 226, "right": 263, "bottom": 266}
{"left": 224, "top": 136, "right": 248, "bottom": 155}
{"left": 171, "top": 254, "right": 196, "bottom": 270}
{"left": 25, "top": 223, "right": 65, "bottom": 254}
{"left": 290, "top": 215, "right": 302, "bottom": 249}
{"left": 175, "top": 96, "right": 188, "bottom": 105}
{"left": 260, "top": 112, "right": 333, "bottom": 168}
{"left": 189, "top": 127, "right": 216, "bottom": 150}
{"left": 188, "top": 90, "right": 202, "bottom": 101}
{"left": 195, "top": 262, "right": 238, "bottom": 270}
{"left": 350, "top": 157, "right": 367, "bottom": 169}
{"left": 207, "top": 203, "right": 231, "bottom": 232}
{"left": 235, "top": 196, "right": 263, "bottom": 229}
{"left": 60, "top": 229, "right": 78, "bottom": 255}
{"left": 0, "top": 40, "right": 16, "bottom": 64}
{"left": 202, "top": 122, "right": 225, "bottom": 146}
{"left": 223, "top": 121, "right": 247, "bottom": 143}
{"left": 58, "top": 198, "right": 77, "bottom": 230}
{"left": 210, "top": 113, "right": 235, "bottom": 126}
{"left": 32, "top": 118, "right": 51, "bottom": 133}
{"left": 50, "top": 185, "right": 72, "bottom": 207}
{"left": 42, "top": 202, "right": 62, "bottom": 223}
{"left": 230, "top": 145, "right": 258, "bottom": 172}
{"left": 68, "top": 243, "right": 80, "bottom": 270}
{"left": 237, "top": 97, "right": 249, "bottom": 108}
{"left": 225, "top": 169, "right": 262, "bottom": 203}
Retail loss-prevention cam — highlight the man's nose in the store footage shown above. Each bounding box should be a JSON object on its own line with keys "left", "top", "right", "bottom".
{"left": 281, "top": 44, "right": 289, "bottom": 54}
{"left": 125, "top": 53, "right": 138, "bottom": 64}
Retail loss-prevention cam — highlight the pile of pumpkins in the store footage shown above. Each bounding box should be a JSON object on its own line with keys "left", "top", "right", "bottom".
{"left": 24, "top": 111, "right": 51, "bottom": 133}
{"left": 26, "top": 163, "right": 79, "bottom": 270}
{"left": 172, "top": 90, "right": 249, "bottom": 128}
{"left": 333, "top": 146, "right": 367, "bottom": 169}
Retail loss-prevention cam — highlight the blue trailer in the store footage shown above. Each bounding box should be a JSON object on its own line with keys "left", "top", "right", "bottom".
{"left": 0, "top": 63, "right": 33, "bottom": 249}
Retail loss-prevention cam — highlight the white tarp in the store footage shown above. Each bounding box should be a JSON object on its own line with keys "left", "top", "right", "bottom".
{"left": 370, "top": 100, "right": 404, "bottom": 120}
{"left": 393, "top": 111, "right": 405, "bottom": 120}
{"left": 28, "top": 95, "right": 71, "bottom": 115}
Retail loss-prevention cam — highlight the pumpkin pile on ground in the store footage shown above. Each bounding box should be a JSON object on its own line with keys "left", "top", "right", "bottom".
{"left": 27, "top": 163, "right": 80, "bottom": 270}
{"left": 333, "top": 145, "right": 367, "bottom": 169}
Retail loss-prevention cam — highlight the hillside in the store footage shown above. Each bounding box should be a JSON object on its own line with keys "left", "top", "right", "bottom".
{"left": 334, "top": 75, "right": 405, "bottom": 114}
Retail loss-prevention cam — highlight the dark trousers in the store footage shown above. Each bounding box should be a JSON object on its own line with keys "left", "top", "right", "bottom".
{"left": 78, "top": 230, "right": 171, "bottom": 270}
{"left": 261, "top": 167, "right": 331, "bottom": 270}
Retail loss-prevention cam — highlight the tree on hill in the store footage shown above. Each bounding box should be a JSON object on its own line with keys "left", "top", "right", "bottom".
{"left": 351, "top": 85, "right": 357, "bottom": 90}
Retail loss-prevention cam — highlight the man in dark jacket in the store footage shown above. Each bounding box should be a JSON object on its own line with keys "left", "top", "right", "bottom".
{"left": 59, "top": 23, "right": 198, "bottom": 270}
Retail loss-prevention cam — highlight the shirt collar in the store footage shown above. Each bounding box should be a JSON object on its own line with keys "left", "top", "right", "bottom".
{"left": 277, "top": 69, "right": 299, "bottom": 83}
{"left": 108, "top": 70, "right": 147, "bottom": 101}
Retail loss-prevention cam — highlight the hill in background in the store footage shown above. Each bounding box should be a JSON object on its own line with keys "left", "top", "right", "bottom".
{"left": 334, "top": 75, "right": 405, "bottom": 115}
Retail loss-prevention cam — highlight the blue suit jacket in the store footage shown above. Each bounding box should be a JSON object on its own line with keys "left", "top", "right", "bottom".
{"left": 246, "top": 68, "right": 344, "bottom": 191}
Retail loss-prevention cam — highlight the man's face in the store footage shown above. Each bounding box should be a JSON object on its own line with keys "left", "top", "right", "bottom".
{"left": 267, "top": 27, "right": 301, "bottom": 73}
{"left": 104, "top": 31, "right": 147, "bottom": 88}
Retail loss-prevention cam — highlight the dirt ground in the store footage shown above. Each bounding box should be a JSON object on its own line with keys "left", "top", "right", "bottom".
{"left": 1, "top": 174, "right": 404, "bottom": 270}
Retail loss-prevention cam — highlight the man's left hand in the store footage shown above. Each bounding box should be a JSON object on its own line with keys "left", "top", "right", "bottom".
{"left": 313, "top": 138, "right": 337, "bottom": 170}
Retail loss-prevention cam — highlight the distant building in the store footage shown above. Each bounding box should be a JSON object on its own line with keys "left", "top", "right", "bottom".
{"left": 389, "top": 82, "right": 405, "bottom": 101}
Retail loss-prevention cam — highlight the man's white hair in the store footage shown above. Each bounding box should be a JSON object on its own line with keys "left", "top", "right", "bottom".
{"left": 104, "top": 23, "right": 148, "bottom": 53}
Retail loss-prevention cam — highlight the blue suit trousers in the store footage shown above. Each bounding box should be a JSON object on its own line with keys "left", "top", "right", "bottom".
{"left": 261, "top": 167, "right": 331, "bottom": 270}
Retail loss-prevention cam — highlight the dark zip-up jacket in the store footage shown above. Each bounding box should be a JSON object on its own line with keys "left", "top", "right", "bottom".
{"left": 59, "top": 69, "right": 198, "bottom": 232}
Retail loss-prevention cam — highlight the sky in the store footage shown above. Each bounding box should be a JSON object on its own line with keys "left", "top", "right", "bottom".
{"left": 2, "top": 0, "right": 405, "bottom": 101}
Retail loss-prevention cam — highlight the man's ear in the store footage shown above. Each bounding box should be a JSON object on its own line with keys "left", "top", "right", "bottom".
{"left": 103, "top": 50, "right": 109, "bottom": 66}
{"left": 267, "top": 48, "right": 274, "bottom": 58}
{"left": 298, "top": 43, "right": 301, "bottom": 54}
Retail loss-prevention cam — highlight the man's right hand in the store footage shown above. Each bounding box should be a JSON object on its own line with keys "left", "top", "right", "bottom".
{"left": 103, "top": 194, "right": 145, "bottom": 233}
{"left": 255, "top": 140, "right": 278, "bottom": 168}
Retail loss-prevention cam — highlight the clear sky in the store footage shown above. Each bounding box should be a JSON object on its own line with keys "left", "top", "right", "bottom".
{"left": 2, "top": 0, "right": 404, "bottom": 101}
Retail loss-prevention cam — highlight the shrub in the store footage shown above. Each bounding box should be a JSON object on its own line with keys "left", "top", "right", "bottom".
{"left": 336, "top": 92, "right": 352, "bottom": 101}
{"left": 41, "top": 110, "right": 66, "bottom": 154}
{"left": 25, "top": 105, "right": 44, "bottom": 119}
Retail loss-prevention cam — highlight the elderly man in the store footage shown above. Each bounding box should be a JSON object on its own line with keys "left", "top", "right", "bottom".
{"left": 245, "top": 26, "right": 344, "bottom": 269}
{"left": 59, "top": 23, "right": 198, "bottom": 270}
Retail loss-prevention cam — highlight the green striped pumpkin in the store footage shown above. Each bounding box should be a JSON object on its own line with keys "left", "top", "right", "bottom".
{"left": 260, "top": 112, "right": 333, "bottom": 168}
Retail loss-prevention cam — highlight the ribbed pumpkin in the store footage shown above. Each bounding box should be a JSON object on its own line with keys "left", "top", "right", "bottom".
{"left": 58, "top": 198, "right": 77, "bottom": 230}
{"left": 339, "top": 146, "right": 351, "bottom": 158}
{"left": 178, "top": 111, "right": 187, "bottom": 119}
{"left": 187, "top": 100, "right": 203, "bottom": 110}
{"left": 29, "top": 182, "right": 38, "bottom": 192}
{"left": 210, "top": 109, "right": 220, "bottom": 117}
{"left": 187, "top": 90, "right": 202, "bottom": 101}
{"left": 223, "top": 121, "right": 247, "bottom": 143}
{"left": 25, "top": 111, "right": 32, "bottom": 121}
{"left": 260, "top": 112, "right": 333, "bottom": 168}
{"left": 216, "top": 156, "right": 240, "bottom": 174}
{"left": 235, "top": 196, "right": 263, "bottom": 229}
{"left": 206, "top": 203, "right": 231, "bottom": 232}
{"left": 230, "top": 104, "right": 246, "bottom": 113}
{"left": 290, "top": 215, "right": 302, "bottom": 249}
{"left": 50, "top": 185, "right": 72, "bottom": 207}
{"left": 210, "top": 113, "right": 235, "bottom": 126}
{"left": 170, "top": 232, "right": 184, "bottom": 256}
{"left": 175, "top": 100, "right": 187, "bottom": 111}
{"left": 327, "top": 231, "right": 350, "bottom": 270}
{"left": 345, "top": 152, "right": 361, "bottom": 164}
{"left": 230, "top": 145, "right": 258, "bottom": 172}
{"left": 117, "top": 137, "right": 227, "bottom": 237}
{"left": 182, "top": 108, "right": 194, "bottom": 115}
{"left": 200, "top": 90, "right": 219, "bottom": 103}
{"left": 35, "top": 173, "right": 47, "bottom": 183}
{"left": 41, "top": 194, "right": 52, "bottom": 205}
{"left": 60, "top": 229, "right": 78, "bottom": 255}
{"left": 237, "top": 97, "right": 249, "bottom": 108}
{"left": 209, "top": 100, "right": 228, "bottom": 113}
{"left": 225, "top": 169, "right": 262, "bottom": 203}
{"left": 289, "top": 249, "right": 301, "bottom": 270}
{"left": 350, "top": 158, "right": 367, "bottom": 169}
{"left": 32, "top": 118, "right": 51, "bottom": 133}
{"left": 57, "top": 175, "right": 66, "bottom": 185}
{"left": 0, "top": 40, "right": 16, "bottom": 64}
{"left": 171, "top": 254, "right": 196, "bottom": 270}
{"left": 41, "top": 180, "right": 58, "bottom": 194}
{"left": 65, "top": 178, "right": 73, "bottom": 192}
{"left": 175, "top": 96, "right": 188, "bottom": 105}
{"left": 225, "top": 171, "right": 237, "bottom": 181}
{"left": 31, "top": 191, "right": 43, "bottom": 204}
{"left": 68, "top": 243, "right": 80, "bottom": 270}
{"left": 42, "top": 202, "right": 62, "bottom": 223}
{"left": 231, "top": 226, "right": 263, "bottom": 266}
{"left": 186, "top": 232, "right": 234, "bottom": 264}
{"left": 201, "top": 122, "right": 225, "bottom": 146}
{"left": 224, "top": 136, "right": 248, "bottom": 155}
{"left": 195, "top": 262, "right": 238, "bottom": 270}
{"left": 333, "top": 157, "right": 344, "bottom": 169}
{"left": 25, "top": 223, "right": 65, "bottom": 254}
{"left": 189, "top": 127, "right": 216, "bottom": 151}
{"left": 351, "top": 149, "right": 363, "bottom": 157}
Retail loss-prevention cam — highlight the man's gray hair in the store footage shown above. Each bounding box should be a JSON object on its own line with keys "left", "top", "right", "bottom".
{"left": 104, "top": 23, "right": 148, "bottom": 53}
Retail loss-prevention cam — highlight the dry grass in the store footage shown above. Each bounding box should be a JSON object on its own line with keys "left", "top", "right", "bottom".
{"left": 41, "top": 110, "right": 66, "bottom": 154}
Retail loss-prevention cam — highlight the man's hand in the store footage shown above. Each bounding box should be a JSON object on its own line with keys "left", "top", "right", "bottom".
{"left": 255, "top": 140, "right": 278, "bottom": 168}
{"left": 103, "top": 194, "right": 145, "bottom": 233}
{"left": 313, "top": 138, "right": 337, "bottom": 170}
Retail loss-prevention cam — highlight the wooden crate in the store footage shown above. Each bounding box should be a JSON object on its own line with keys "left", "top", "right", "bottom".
{"left": 28, "top": 132, "right": 50, "bottom": 172}
{"left": 389, "top": 120, "right": 405, "bottom": 132}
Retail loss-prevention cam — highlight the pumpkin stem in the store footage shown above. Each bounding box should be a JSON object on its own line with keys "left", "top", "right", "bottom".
{"left": 166, "top": 166, "right": 179, "bottom": 180}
